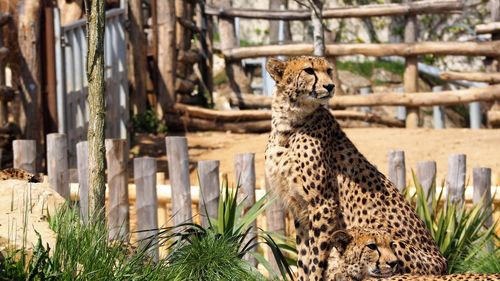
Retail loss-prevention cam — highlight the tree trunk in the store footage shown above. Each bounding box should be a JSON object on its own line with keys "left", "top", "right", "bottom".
{"left": 311, "top": 0, "right": 325, "bottom": 56}
{"left": 86, "top": 0, "right": 106, "bottom": 221}
{"left": 269, "top": 0, "right": 291, "bottom": 44}
{"left": 157, "top": 0, "right": 177, "bottom": 118}
{"left": 211, "top": 0, "right": 252, "bottom": 98}
{"left": 127, "top": 0, "right": 147, "bottom": 114}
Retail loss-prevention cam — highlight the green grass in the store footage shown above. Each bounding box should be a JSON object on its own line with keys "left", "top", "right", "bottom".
{"left": 336, "top": 59, "right": 405, "bottom": 78}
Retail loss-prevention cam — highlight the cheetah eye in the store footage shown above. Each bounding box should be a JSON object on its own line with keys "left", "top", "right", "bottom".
{"left": 367, "top": 243, "right": 378, "bottom": 250}
{"left": 327, "top": 68, "right": 333, "bottom": 75}
{"left": 390, "top": 241, "right": 396, "bottom": 249}
{"left": 303, "top": 67, "right": 314, "bottom": 75}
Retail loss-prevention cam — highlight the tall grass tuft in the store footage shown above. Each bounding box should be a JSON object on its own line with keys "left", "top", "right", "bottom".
{"left": 408, "top": 172, "right": 499, "bottom": 273}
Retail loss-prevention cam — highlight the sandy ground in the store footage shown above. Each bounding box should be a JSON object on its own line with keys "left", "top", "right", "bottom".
{"left": 132, "top": 128, "right": 500, "bottom": 188}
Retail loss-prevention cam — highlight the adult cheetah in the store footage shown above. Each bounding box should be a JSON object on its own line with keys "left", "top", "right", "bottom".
{"left": 326, "top": 227, "right": 500, "bottom": 281}
{"left": 0, "top": 168, "right": 41, "bottom": 182}
{"left": 264, "top": 56, "right": 447, "bottom": 281}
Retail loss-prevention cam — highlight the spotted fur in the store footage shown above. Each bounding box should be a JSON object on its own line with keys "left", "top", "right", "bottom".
{"left": 326, "top": 227, "right": 500, "bottom": 281}
{"left": 0, "top": 168, "right": 41, "bottom": 182}
{"left": 264, "top": 56, "right": 447, "bottom": 281}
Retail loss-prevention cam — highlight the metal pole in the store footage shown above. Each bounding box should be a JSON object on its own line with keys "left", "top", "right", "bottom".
{"left": 396, "top": 86, "right": 406, "bottom": 121}
{"left": 432, "top": 86, "right": 445, "bottom": 129}
{"left": 53, "top": 7, "right": 66, "bottom": 133}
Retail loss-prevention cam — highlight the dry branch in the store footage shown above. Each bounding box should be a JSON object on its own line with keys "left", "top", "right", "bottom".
{"left": 222, "top": 41, "right": 500, "bottom": 60}
{"left": 440, "top": 71, "right": 500, "bottom": 83}
{"left": 205, "top": 0, "right": 461, "bottom": 20}
{"left": 475, "top": 21, "right": 500, "bottom": 34}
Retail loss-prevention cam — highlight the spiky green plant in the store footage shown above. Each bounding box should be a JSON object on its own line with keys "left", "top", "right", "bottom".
{"left": 408, "top": 172, "right": 499, "bottom": 273}
{"left": 158, "top": 177, "right": 293, "bottom": 280}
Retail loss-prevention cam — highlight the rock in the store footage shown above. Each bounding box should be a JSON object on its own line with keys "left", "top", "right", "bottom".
{"left": 371, "top": 68, "right": 402, "bottom": 84}
{"left": 338, "top": 70, "right": 371, "bottom": 95}
{"left": 0, "top": 180, "right": 65, "bottom": 255}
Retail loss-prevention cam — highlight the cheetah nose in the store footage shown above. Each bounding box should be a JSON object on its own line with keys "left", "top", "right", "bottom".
{"left": 323, "top": 84, "right": 335, "bottom": 92}
{"left": 387, "top": 260, "right": 399, "bottom": 269}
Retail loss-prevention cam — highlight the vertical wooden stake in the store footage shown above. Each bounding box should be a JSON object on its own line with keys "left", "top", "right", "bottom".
{"left": 416, "top": 161, "right": 436, "bottom": 212}
{"left": 13, "top": 139, "right": 37, "bottom": 173}
{"left": 234, "top": 153, "right": 257, "bottom": 266}
{"left": 404, "top": 0, "right": 419, "bottom": 128}
{"left": 165, "top": 136, "right": 192, "bottom": 225}
{"left": 265, "top": 173, "right": 286, "bottom": 275}
{"left": 105, "top": 139, "right": 129, "bottom": 240}
{"left": 197, "top": 160, "right": 220, "bottom": 227}
{"left": 473, "top": 167, "right": 493, "bottom": 252}
{"left": 387, "top": 150, "right": 406, "bottom": 192}
{"left": 47, "top": 133, "right": 69, "bottom": 200}
{"left": 446, "top": 154, "right": 466, "bottom": 205}
{"left": 76, "top": 141, "right": 89, "bottom": 223}
{"left": 134, "top": 157, "right": 159, "bottom": 261}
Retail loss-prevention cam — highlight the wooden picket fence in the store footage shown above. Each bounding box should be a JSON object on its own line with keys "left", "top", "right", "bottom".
{"left": 10, "top": 134, "right": 499, "bottom": 263}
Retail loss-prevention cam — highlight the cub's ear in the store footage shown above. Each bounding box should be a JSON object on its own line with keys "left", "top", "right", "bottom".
{"left": 331, "top": 230, "right": 353, "bottom": 255}
{"left": 266, "top": 58, "right": 286, "bottom": 82}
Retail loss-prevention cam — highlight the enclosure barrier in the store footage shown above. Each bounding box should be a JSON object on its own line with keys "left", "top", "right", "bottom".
{"left": 11, "top": 135, "right": 500, "bottom": 267}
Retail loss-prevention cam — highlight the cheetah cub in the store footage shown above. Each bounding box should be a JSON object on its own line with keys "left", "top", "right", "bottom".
{"left": 265, "top": 56, "right": 446, "bottom": 281}
{"left": 326, "top": 227, "right": 500, "bottom": 281}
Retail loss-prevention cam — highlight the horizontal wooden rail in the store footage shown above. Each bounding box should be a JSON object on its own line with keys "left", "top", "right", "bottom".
{"left": 440, "top": 71, "right": 500, "bottom": 83}
{"left": 205, "top": 0, "right": 462, "bottom": 20}
{"left": 222, "top": 41, "right": 500, "bottom": 60}
{"left": 475, "top": 21, "right": 500, "bottom": 34}
{"left": 228, "top": 84, "right": 500, "bottom": 108}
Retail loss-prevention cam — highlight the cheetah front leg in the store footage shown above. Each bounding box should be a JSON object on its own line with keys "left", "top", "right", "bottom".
{"left": 295, "top": 219, "right": 311, "bottom": 281}
{"left": 306, "top": 200, "right": 340, "bottom": 281}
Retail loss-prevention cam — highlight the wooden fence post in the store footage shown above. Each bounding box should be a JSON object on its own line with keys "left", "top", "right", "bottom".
{"left": 165, "top": 136, "right": 192, "bottom": 225}
{"left": 446, "top": 154, "right": 466, "bottom": 205}
{"left": 387, "top": 149, "right": 406, "bottom": 192}
{"left": 76, "top": 141, "right": 89, "bottom": 223}
{"left": 473, "top": 167, "right": 493, "bottom": 252}
{"left": 105, "top": 139, "right": 129, "bottom": 240}
{"left": 416, "top": 161, "right": 436, "bottom": 211}
{"left": 13, "top": 139, "right": 36, "bottom": 173}
{"left": 265, "top": 173, "right": 286, "bottom": 275}
{"left": 234, "top": 153, "right": 257, "bottom": 266}
{"left": 404, "top": 0, "right": 419, "bottom": 128}
{"left": 134, "top": 157, "right": 159, "bottom": 261}
{"left": 197, "top": 160, "right": 220, "bottom": 227}
{"left": 47, "top": 133, "right": 69, "bottom": 200}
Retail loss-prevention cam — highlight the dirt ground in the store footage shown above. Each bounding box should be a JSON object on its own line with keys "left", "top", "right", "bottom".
{"left": 131, "top": 128, "right": 500, "bottom": 188}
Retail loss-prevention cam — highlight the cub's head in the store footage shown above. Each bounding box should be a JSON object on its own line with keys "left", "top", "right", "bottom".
{"left": 266, "top": 56, "right": 335, "bottom": 107}
{"left": 328, "top": 227, "right": 400, "bottom": 281}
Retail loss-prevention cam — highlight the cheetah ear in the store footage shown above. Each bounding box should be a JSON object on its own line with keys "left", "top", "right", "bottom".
{"left": 332, "top": 230, "right": 353, "bottom": 255}
{"left": 266, "top": 58, "right": 286, "bottom": 82}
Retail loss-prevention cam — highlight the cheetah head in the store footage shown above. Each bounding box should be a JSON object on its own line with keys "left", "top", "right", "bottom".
{"left": 327, "top": 227, "right": 400, "bottom": 281}
{"left": 266, "top": 56, "right": 335, "bottom": 107}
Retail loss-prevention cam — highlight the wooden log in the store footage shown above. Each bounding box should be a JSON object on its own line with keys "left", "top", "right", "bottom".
{"left": 47, "top": 133, "right": 69, "bottom": 200}
{"left": 177, "top": 17, "right": 201, "bottom": 34}
{"left": 127, "top": 0, "right": 148, "bottom": 114}
{"left": 165, "top": 136, "right": 192, "bottom": 225}
{"left": 446, "top": 154, "right": 466, "bottom": 205}
{"left": 157, "top": 0, "right": 177, "bottom": 117}
{"left": 18, "top": 0, "right": 44, "bottom": 170}
{"left": 487, "top": 110, "right": 500, "bottom": 126}
{"left": 264, "top": 173, "right": 286, "bottom": 274}
{"left": 197, "top": 160, "right": 220, "bottom": 227}
{"left": 440, "top": 71, "right": 500, "bottom": 83}
{"left": 331, "top": 110, "right": 404, "bottom": 127}
{"left": 222, "top": 41, "right": 500, "bottom": 60}
{"left": 403, "top": 0, "right": 419, "bottom": 129}
{"left": 387, "top": 150, "right": 406, "bottom": 192}
{"left": 416, "top": 161, "right": 436, "bottom": 212}
{"left": 175, "top": 78, "right": 196, "bottom": 94}
{"left": 134, "top": 157, "right": 159, "bottom": 261}
{"left": 76, "top": 141, "right": 89, "bottom": 223}
{"left": 12, "top": 140, "right": 36, "bottom": 173}
{"left": 105, "top": 139, "right": 129, "bottom": 240}
{"left": 205, "top": 0, "right": 462, "bottom": 20}
{"left": 228, "top": 93, "right": 272, "bottom": 109}
{"left": 476, "top": 21, "right": 500, "bottom": 34}
{"left": 175, "top": 103, "right": 271, "bottom": 121}
{"left": 234, "top": 153, "right": 257, "bottom": 266}
{"left": 178, "top": 49, "right": 200, "bottom": 64}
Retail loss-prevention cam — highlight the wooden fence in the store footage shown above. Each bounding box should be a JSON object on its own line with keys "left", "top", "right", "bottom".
{"left": 12, "top": 135, "right": 500, "bottom": 265}
{"left": 206, "top": 0, "right": 500, "bottom": 129}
